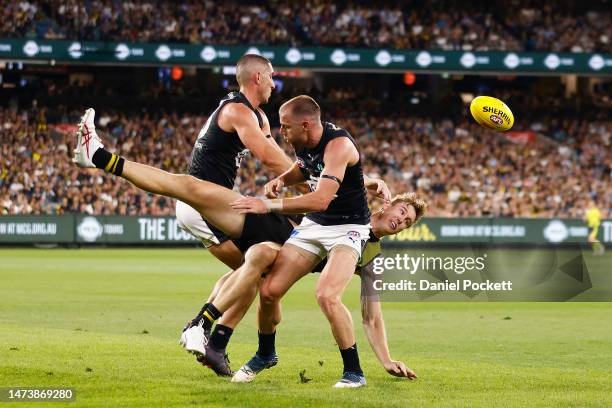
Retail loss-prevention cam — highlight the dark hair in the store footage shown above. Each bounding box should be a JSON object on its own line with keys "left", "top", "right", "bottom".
{"left": 236, "top": 54, "right": 272, "bottom": 85}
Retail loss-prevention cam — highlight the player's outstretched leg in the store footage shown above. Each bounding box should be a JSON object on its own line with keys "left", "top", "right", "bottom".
{"left": 73, "top": 108, "right": 244, "bottom": 238}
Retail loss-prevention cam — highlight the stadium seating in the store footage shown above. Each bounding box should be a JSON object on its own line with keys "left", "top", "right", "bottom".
{"left": 1, "top": 104, "right": 609, "bottom": 218}
{"left": 1, "top": 0, "right": 610, "bottom": 52}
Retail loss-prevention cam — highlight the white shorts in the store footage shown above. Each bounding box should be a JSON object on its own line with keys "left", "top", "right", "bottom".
{"left": 175, "top": 200, "right": 226, "bottom": 247}
{"left": 285, "top": 217, "right": 371, "bottom": 260}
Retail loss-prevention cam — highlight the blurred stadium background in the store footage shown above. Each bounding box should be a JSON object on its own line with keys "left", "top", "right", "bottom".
{"left": 0, "top": 1, "right": 611, "bottom": 406}
{"left": 1, "top": 0, "right": 610, "bottom": 226}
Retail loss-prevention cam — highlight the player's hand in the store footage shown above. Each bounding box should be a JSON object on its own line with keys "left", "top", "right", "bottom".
{"left": 230, "top": 196, "right": 268, "bottom": 214}
{"left": 264, "top": 178, "right": 284, "bottom": 198}
{"left": 383, "top": 360, "right": 417, "bottom": 379}
{"left": 366, "top": 178, "right": 392, "bottom": 203}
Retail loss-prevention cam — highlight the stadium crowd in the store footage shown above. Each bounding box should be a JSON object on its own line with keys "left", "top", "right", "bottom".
{"left": 1, "top": 103, "right": 609, "bottom": 219}
{"left": 1, "top": 0, "right": 610, "bottom": 52}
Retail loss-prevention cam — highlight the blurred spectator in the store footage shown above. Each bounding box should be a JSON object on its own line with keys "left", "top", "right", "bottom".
{"left": 1, "top": 103, "right": 609, "bottom": 218}
{"left": 1, "top": 0, "right": 609, "bottom": 52}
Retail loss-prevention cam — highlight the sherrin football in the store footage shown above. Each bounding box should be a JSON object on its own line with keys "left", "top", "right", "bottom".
{"left": 470, "top": 96, "right": 514, "bottom": 132}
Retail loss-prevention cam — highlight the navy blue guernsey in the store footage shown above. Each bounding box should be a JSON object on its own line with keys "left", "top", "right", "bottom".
{"left": 188, "top": 92, "right": 263, "bottom": 188}
{"left": 295, "top": 122, "right": 370, "bottom": 226}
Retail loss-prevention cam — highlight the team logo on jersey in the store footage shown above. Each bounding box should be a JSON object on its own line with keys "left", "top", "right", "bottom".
{"left": 297, "top": 157, "right": 305, "bottom": 168}
{"left": 346, "top": 230, "right": 361, "bottom": 243}
{"left": 290, "top": 229, "right": 299, "bottom": 237}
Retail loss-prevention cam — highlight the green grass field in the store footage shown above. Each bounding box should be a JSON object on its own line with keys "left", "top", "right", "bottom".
{"left": 1, "top": 249, "right": 611, "bottom": 407}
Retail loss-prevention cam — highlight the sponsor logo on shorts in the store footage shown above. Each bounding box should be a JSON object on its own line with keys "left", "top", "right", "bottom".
{"left": 347, "top": 230, "right": 361, "bottom": 243}
{"left": 489, "top": 114, "right": 503, "bottom": 125}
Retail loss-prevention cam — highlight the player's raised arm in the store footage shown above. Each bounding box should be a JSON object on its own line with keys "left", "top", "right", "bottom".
{"left": 223, "top": 103, "right": 292, "bottom": 176}
{"left": 231, "top": 137, "right": 354, "bottom": 214}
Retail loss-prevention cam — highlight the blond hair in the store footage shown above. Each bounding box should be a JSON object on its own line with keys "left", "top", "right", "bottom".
{"left": 391, "top": 192, "right": 427, "bottom": 224}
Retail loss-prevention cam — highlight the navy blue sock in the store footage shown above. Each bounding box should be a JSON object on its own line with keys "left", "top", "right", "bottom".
{"left": 257, "top": 331, "right": 276, "bottom": 357}
{"left": 340, "top": 343, "right": 362, "bottom": 374}
{"left": 210, "top": 324, "right": 233, "bottom": 351}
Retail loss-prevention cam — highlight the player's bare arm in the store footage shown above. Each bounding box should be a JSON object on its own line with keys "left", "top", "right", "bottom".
{"left": 264, "top": 162, "right": 306, "bottom": 198}
{"left": 220, "top": 103, "right": 292, "bottom": 176}
{"left": 364, "top": 174, "right": 392, "bottom": 202}
{"left": 230, "top": 137, "right": 356, "bottom": 214}
{"left": 360, "top": 298, "right": 417, "bottom": 379}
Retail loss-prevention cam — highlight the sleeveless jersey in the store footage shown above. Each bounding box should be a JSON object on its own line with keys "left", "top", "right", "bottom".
{"left": 295, "top": 122, "right": 370, "bottom": 226}
{"left": 188, "top": 92, "right": 263, "bottom": 188}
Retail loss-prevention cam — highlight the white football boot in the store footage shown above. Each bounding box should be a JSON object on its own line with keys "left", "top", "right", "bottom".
{"left": 72, "top": 108, "right": 104, "bottom": 168}
{"left": 179, "top": 322, "right": 208, "bottom": 357}
{"left": 231, "top": 352, "right": 278, "bottom": 383}
{"left": 334, "top": 371, "right": 367, "bottom": 388}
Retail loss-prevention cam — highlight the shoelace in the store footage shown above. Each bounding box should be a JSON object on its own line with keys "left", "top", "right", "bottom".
{"left": 241, "top": 366, "right": 255, "bottom": 376}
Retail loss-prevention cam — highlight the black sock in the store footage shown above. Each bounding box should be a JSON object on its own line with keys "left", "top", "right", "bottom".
{"left": 189, "top": 302, "right": 209, "bottom": 327}
{"left": 257, "top": 331, "right": 276, "bottom": 357}
{"left": 340, "top": 343, "right": 362, "bottom": 374}
{"left": 201, "top": 304, "right": 222, "bottom": 332}
{"left": 92, "top": 148, "right": 125, "bottom": 176}
{"left": 209, "top": 324, "right": 234, "bottom": 351}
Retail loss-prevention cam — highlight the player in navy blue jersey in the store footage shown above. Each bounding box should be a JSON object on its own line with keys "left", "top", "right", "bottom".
{"left": 172, "top": 54, "right": 300, "bottom": 372}
{"left": 231, "top": 95, "right": 387, "bottom": 387}
{"left": 73, "top": 101, "right": 426, "bottom": 383}
{"left": 176, "top": 53, "right": 291, "bottom": 270}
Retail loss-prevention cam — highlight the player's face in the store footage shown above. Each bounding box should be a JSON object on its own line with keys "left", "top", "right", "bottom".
{"left": 258, "top": 64, "right": 275, "bottom": 103}
{"left": 378, "top": 202, "right": 417, "bottom": 236}
{"left": 279, "top": 109, "right": 308, "bottom": 148}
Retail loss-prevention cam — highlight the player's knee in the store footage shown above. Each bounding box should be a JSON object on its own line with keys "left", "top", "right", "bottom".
{"left": 315, "top": 289, "right": 341, "bottom": 313}
{"left": 260, "top": 282, "right": 282, "bottom": 305}
{"left": 182, "top": 174, "right": 209, "bottom": 197}
{"left": 244, "top": 243, "right": 278, "bottom": 269}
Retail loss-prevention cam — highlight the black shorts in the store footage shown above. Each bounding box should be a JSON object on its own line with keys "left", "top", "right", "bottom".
{"left": 204, "top": 219, "right": 231, "bottom": 244}
{"left": 232, "top": 213, "right": 296, "bottom": 253}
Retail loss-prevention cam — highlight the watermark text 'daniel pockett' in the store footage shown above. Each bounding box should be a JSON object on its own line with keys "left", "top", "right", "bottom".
{"left": 367, "top": 247, "right": 608, "bottom": 301}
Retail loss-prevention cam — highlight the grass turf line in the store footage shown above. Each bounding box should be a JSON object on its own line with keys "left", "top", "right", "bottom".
{"left": 0, "top": 248, "right": 610, "bottom": 407}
